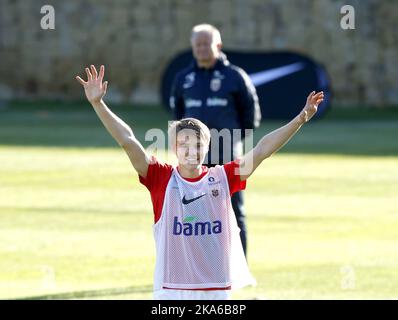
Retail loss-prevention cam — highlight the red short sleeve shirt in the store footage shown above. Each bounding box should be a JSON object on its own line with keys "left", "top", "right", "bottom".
{"left": 139, "top": 157, "right": 246, "bottom": 223}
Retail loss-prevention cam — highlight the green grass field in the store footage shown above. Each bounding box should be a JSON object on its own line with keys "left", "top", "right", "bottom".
{"left": 1, "top": 101, "right": 398, "bottom": 299}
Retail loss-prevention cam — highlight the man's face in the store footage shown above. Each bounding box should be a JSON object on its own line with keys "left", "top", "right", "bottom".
{"left": 191, "top": 31, "right": 220, "bottom": 65}
{"left": 175, "top": 129, "right": 208, "bottom": 169}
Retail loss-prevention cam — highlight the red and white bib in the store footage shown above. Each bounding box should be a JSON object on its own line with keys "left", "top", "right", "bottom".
{"left": 151, "top": 165, "right": 256, "bottom": 290}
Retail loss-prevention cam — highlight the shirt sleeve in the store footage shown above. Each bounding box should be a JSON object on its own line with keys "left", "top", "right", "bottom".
{"left": 138, "top": 156, "right": 174, "bottom": 223}
{"left": 138, "top": 156, "right": 173, "bottom": 191}
{"left": 223, "top": 160, "right": 247, "bottom": 195}
{"left": 234, "top": 67, "right": 262, "bottom": 135}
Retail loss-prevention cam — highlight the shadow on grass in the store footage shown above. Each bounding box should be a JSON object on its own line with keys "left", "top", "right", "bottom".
{"left": 0, "top": 205, "right": 140, "bottom": 215}
{"left": 10, "top": 285, "right": 153, "bottom": 300}
{"left": 1, "top": 101, "right": 398, "bottom": 157}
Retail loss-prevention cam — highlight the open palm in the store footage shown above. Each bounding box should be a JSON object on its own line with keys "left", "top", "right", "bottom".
{"left": 299, "top": 91, "right": 324, "bottom": 123}
{"left": 76, "top": 65, "right": 108, "bottom": 104}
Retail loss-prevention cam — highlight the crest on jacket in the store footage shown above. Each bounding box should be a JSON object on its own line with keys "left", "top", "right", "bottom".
{"left": 210, "top": 70, "right": 225, "bottom": 92}
{"left": 210, "top": 78, "right": 221, "bottom": 92}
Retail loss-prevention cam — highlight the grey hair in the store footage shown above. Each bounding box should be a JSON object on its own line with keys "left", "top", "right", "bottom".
{"left": 191, "top": 23, "right": 222, "bottom": 45}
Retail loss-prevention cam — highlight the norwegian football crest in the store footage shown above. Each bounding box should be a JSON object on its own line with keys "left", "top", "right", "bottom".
{"left": 210, "top": 78, "right": 221, "bottom": 92}
{"left": 211, "top": 189, "right": 219, "bottom": 197}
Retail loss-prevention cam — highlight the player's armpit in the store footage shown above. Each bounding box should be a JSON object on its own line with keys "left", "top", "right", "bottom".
{"left": 237, "top": 146, "right": 264, "bottom": 181}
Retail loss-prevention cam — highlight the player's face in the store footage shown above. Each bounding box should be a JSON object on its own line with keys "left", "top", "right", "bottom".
{"left": 191, "top": 32, "right": 220, "bottom": 65}
{"left": 175, "top": 129, "right": 208, "bottom": 169}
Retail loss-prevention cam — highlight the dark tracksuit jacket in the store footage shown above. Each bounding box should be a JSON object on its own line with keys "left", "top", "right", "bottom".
{"left": 170, "top": 52, "right": 262, "bottom": 165}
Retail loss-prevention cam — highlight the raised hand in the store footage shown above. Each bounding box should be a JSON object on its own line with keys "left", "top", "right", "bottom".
{"left": 299, "top": 91, "right": 324, "bottom": 123}
{"left": 76, "top": 65, "right": 108, "bottom": 104}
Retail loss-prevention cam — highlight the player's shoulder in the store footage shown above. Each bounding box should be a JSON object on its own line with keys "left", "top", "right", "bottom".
{"left": 174, "top": 64, "right": 195, "bottom": 82}
{"left": 227, "top": 64, "right": 251, "bottom": 81}
{"left": 148, "top": 155, "right": 174, "bottom": 172}
{"left": 209, "top": 160, "right": 239, "bottom": 175}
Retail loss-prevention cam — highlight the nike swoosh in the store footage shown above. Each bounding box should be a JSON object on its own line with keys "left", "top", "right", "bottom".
{"left": 249, "top": 62, "right": 305, "bottom": 87}
{"left": 182, "top": 194, "right": 206, "bottom": 205}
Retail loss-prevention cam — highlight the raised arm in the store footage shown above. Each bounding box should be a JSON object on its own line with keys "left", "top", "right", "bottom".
{"left": 239, "top": 91, "right": 324, "bottom": 180}
{"left": 76, "top": 65, "right": 150, "bottom": 178}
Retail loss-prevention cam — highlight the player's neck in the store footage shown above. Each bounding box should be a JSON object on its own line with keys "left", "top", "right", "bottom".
{"left": 178, "top": 165, "right": 203, "bottom": 179}
{"left": 197, "top": 58, "right": 217, "bottom": 69}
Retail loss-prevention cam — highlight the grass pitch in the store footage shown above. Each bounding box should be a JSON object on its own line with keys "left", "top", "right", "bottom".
{"left": 1, "top": 102, "right": 397, "bottom": 299}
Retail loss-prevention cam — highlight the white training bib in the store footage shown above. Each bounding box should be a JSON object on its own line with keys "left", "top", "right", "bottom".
{"left": 152, "top": 165, "right": 256, "bottom": 290}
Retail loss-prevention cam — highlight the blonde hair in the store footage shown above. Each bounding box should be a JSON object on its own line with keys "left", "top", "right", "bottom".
{"left": 191, "top": 23, "right": 222, "bottom": 45}
{"left": 168, "top": 118, "right": 211, "bottom": 151}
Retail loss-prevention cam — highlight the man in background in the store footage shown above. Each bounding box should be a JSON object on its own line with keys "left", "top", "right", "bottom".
{"left": 170, "top": 23, "right": 262, "bottom": 258}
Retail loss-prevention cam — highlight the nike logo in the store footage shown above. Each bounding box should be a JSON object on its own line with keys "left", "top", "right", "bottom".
{"left": 249, "top": 62, "right": 305, "bottom": 87}
{"left": 182, "top": 194, "right": 207, "bottom": 205}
